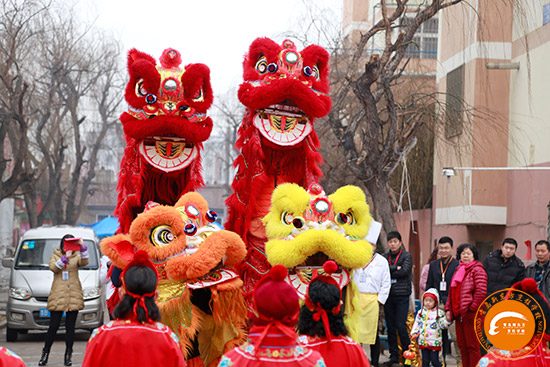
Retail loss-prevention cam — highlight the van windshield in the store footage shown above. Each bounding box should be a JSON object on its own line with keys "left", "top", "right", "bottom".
{"left": 14, "top": 239, "right": 99, "bottom": 270}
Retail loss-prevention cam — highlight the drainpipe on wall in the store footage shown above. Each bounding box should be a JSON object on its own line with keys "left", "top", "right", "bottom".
{"left": 547, "top": 200, "right": 550, "bottom": 242}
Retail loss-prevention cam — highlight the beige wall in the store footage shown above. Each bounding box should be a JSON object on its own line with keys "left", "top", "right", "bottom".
{"left": 476, "top": 0, "right": 513, "bottom": 42}
{"left": 512, "top": 0, "right": 548, "bottom": 41}
{"left": 509, "top": 30, "right": 550, "bottom": 167}
{"left": 435, "top": 0, "right": 517, "bottom": 224}
{"left": 438, "top": 2, "right": 477, "bottom": 63}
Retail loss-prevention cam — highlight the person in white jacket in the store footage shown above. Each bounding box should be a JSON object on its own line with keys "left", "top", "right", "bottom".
{"left": 410, "top": 288, "right": 451, "bottom": 367}
{"left": 353, "top": 221, "right": 390, "bottom": 367}
{"left": 99, "top": 255, "right": 116, "bottom": 319}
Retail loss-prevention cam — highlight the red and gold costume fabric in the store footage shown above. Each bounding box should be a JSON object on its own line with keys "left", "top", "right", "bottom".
{"left": 298, "top": 335, "right": 370, "bottom": 367}
{"left": 82, "top": 320, "right": 186, "bottom": 367}
{"left": 218, "top": 326, "right": 326, "bottom": 367}
{"left": 475, "top": 341, "right": 550, "bottom": 367}
{"left": 101, "top": 192, "right": 247, "bottom": 367}
{"left": 115, "top": 48, "right": 214, "bottom": 233}
{"left": 224, "top": 38, "right": 331, "bottom": 302}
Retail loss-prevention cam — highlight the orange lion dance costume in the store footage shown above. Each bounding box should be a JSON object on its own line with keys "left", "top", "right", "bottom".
{"left": 224, "top": 38, "right": 332, "bottom": 302}
{"left": 101, "top": 193, "right": 247, "bottom": 367}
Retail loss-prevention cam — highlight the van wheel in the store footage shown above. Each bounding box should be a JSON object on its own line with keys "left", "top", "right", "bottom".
{"left": 6, "top": 328, "right": 18, "bottom": 342}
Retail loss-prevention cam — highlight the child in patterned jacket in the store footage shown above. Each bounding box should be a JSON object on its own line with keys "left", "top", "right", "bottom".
{"left": 411, "top": 288, "right": 451, "bottom": 367}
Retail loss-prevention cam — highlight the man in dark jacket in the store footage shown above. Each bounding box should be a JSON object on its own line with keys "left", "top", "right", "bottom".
{"left": 426, "top": 236, "right": 460, "bottom": 365}
{"left": 482, "top": 238, "right": 525, "bottom": 296}
{"left": 526, "top": 240, "right": 550, "bottom": 302}
{"left": 382, "top": 231, "right": 412, "bottom": 366}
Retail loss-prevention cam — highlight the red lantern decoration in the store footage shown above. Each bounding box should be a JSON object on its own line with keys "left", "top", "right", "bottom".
{"left": 403, "top": 345, "right": 415, "bottom": 365}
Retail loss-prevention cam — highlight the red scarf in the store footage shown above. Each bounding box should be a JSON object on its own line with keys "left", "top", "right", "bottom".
{"left": 451, "top": 261, "right": 477, "bottom": 288}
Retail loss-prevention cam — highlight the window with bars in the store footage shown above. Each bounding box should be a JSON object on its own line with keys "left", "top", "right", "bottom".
{"left": 402, "top": 16, "right": 438, "bottom": 59}
{"left": 445, "top": 65, "right": 464, "bottom": 138}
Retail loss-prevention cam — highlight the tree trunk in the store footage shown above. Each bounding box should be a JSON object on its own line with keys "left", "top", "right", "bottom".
{"left": 364, "top": 176, "right": 396, "bottom": 246}
{"left": 23, "top": 188, "right": 38, "bottom": 229}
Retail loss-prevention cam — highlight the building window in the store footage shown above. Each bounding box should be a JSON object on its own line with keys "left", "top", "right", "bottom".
{"left": 445, "top": 65, "right": 464, "bottom": 138}
{"left": 96, "top": 214, "right": 109, "bottom": 222}
{"left": 402, "top": 16, "right": 438, "bottom": 59}
{"left": 475, "top": 240, "right": 494, "bottom": 263}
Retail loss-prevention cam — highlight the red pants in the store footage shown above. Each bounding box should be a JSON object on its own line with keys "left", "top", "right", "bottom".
{"left": 455, "top": 311, "right": 480, "bottom": 367}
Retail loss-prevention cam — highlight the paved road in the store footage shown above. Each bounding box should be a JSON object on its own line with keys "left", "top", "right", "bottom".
{"left": 0, "top": 292, "right": 89, "bottom": 366}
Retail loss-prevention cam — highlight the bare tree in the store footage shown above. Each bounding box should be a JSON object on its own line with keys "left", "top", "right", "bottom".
{"left": 287, "top": 0, "right": 465, "bottom": 234}
{"left": 211, "top": 89, "right": 244, "bottom": 193}
{"left": 0, "top": 0, "right": 47, "bottom": 201}
{"left": 2, "top": 0, "right": 124, "bottom": 227}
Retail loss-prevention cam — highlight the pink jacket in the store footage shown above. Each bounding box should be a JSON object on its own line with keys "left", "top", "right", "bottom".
{"left": 444, "top": 261, "right": 487, "bottom": 319}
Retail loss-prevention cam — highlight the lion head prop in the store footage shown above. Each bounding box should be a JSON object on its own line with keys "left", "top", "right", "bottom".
{"left": 225, "top": 38, "right": 332, "bottom": 300}
{"left": 101, "top": 192, "right": 246, "bottom": 367}
{"left": 263, "top": 183, "right": 373, "bottom": 338}
{"left": 115, "top": 48, "right": 214, "bottom": 233}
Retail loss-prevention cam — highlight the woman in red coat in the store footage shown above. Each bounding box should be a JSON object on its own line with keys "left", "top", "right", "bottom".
{"left": 82, "top": 251, "right": 186, "bottom": 367}
{"left": 297, "top": 261, "right": 370, "bottom": 367}
{"left": 445, "top": 244, "right": 487, "bottom": 367}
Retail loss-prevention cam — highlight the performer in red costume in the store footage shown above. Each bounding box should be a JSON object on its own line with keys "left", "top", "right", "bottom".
{"left": 225, "top": 38, "right": 332, "bottom": 302}
{"left": 0, "top": 347, "right": 26, "bottom": 367}
{"left": 218, "top": 265, "right": 326, "bottom": 367}
{"left": 82, "top": 251, "right": 186, "bottom": 367}
{"left": 297, "top": 261, "right": 370, "bottom": 367}
{"left": 115, "top": 48, "right": 214, "bottom": 233}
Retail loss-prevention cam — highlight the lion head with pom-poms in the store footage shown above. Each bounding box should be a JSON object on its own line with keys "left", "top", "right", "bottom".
{"left": 263, "top": 183, "right": 373, "bottom": 339}
{"left": 101, "top": 192, "right": 247, "bottom": 367}
{"left": 237, "top": 38, "right": 331, "bottom": 147}
{"left": 115, "top": 48, "right": 214, "bottom": 233}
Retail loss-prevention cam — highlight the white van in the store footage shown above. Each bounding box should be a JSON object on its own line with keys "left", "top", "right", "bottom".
{"left": 2, "top": 225, "right": 105, "bottom": 341}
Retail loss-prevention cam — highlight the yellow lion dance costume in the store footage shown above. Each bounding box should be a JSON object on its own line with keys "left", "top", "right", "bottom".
{"left": 263, "top": 183, "right": 373, "bottom": 339}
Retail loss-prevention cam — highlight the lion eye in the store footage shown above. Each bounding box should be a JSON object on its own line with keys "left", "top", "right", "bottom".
{"left": 192, "top": 88, "right": 203, "bottom": 102}
{"left": 336, "top": 213, "right": 350, "bottom": 225}
{"left": 281, "top": 212, "right": 294, "bottom": 225}
{"left": 150, "top": 225, "right": 174, "bottom": 247}
{"left": 135, "top": 78, "right": 147, "bottom": 97}
{"left": 305, "top": 65, "right": 320, "bottom": 80}
{"left": 292, "top": 217, "right": 305, "bottom": 229}
{"left": 255, "top": 57, "right": 268, "bottom": 74}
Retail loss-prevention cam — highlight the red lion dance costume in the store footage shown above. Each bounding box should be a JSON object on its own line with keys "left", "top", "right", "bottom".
{"left": 115, "top": 48, "right": 214, "bottom": 233}
{"left": 225, "top": 38, "right": 332, "bottom": 301}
